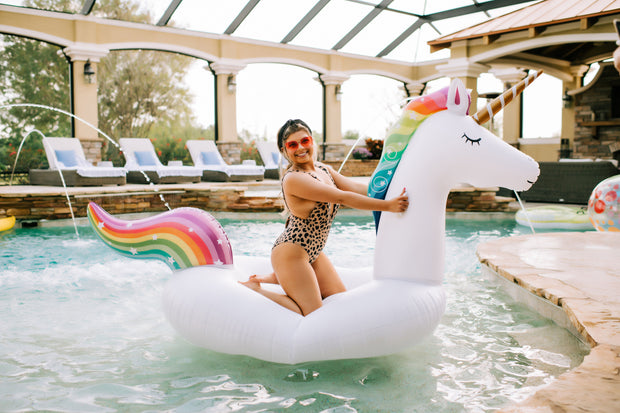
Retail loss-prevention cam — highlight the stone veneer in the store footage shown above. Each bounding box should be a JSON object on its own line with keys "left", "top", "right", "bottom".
{"left": 0, "top": 186, "right": 284, "bottom": 221}
{"left": 573, "top": 63, "right": 620, "bottom": 160}
{"left": 0, "top": 183, "right": 514, "bottom": 222}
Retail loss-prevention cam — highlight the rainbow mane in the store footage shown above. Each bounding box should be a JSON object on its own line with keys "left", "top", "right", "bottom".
{"left": 368, "top": 86, "right": 470, "bottom": 227}
{"left": 87, "top": 202, "right": 233, "bottom": 270}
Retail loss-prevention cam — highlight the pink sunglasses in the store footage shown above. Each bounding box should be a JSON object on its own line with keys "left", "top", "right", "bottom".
{"left": 285, "top": 136, "right": 313, "bottom": 150}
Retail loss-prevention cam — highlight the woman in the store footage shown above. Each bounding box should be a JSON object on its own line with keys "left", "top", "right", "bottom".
{"left": 240, "top": 119, "right": 409, "bottom": 316}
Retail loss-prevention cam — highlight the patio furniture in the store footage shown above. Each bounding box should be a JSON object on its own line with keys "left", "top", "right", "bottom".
{"left": 519, "top": 160, "right": 619, "bottom": 204}
{"left": 256, "top": 141, "right": 284, "bottom": 179}
{"left": 29, "top": 137, "right": 126, "bottom": 186}
{"left": 186, "top": 140, "right": 264, "bottom": 182}
{"left": 119, "top": 138, "right": 201, "bottom": 184}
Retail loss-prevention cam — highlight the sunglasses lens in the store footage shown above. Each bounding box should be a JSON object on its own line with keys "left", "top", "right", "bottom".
{"left": 286, "top": 141, "right": 298, "bottom": 150}
{"left": 301, "top": 137, "right": 312, "bottom": 146}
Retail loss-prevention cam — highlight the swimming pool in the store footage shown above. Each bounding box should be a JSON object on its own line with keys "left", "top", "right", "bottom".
{"left": 0, "top": 214, "right": 588, "bottom": 412}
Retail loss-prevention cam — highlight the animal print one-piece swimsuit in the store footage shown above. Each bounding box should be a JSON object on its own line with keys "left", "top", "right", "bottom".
{"left": 273, "top": 164, "right": 340, "bottom": 263}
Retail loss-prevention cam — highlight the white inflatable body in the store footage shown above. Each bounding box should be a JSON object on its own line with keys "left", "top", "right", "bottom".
{"left": 160, "top": 78, "right": 540, "bottom": 364}
{"left": 164, "top": 257, "right": 445, "bottom": 364}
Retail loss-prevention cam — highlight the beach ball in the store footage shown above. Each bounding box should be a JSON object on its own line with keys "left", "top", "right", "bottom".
{"left": 587, "top": 174, "right": 620, "bottom": 232}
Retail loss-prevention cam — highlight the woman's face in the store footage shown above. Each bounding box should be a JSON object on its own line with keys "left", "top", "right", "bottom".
{"left": 283, "top": 129, "right": 314, "bottom": 164}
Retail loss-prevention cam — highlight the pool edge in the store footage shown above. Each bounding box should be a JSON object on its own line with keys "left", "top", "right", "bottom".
{"left": 478, "top": 232, "right": 620, "bottom": 413}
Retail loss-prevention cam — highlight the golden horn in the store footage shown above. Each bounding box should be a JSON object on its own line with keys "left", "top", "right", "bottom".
{"left": 472, "top": 70, "right": 543, "bottom": 125}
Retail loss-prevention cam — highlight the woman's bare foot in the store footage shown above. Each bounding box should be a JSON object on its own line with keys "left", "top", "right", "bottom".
{"left": 249, "top": 272, "right": 279, "bottom": 284}
{"left": 239, "top": 278, "right": 261, "bottom": 291}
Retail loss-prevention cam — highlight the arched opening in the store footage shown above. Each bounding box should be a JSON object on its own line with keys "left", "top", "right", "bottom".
{"left": 340, "top": 74, "right": 406, "bottom": 142}
{"left": 236, "top": 63, "right": 322, "bottom": 141}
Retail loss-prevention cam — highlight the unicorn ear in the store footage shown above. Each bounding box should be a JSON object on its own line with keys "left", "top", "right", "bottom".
{"left": 447, "top": 78, "right": 469, "bottom": 115}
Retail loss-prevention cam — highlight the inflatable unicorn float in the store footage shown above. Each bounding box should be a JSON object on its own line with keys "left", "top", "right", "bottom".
{"left": 88, "top": 72, "right": 541, "bottom": 364}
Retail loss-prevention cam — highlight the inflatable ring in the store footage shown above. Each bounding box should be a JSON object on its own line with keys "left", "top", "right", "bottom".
{"left": 515, "top": 205, "right": 592, "bottom": 230}
{"left": 0, "top": 216, "right": 15, "bottom": 232}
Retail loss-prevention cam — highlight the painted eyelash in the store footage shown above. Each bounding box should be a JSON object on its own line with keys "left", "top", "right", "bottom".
{"left": 461, "top": 133, "right": 481, "bottom": 146}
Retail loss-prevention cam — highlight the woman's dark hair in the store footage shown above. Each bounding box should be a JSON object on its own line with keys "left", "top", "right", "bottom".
{"left": 277, "top": 119, "right": 312, "bottom": 151}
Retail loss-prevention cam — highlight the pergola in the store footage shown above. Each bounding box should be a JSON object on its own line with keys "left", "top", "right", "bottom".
{"left": 0, "top": 0, "right": 618, "bottom": 161}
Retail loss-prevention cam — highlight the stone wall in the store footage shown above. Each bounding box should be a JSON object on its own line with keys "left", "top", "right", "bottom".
{"left": 322, "top": 159, "right": 379, "bottom": 176}
{"left": 573, "top": 63, "right": 620, "bottom": 160}
{"left": 0, "top": 187, "right": 283, "bottom": 221}
{"left": 447, "top": 187, "right": 515, "bottom": 212}
{"left": 1, "top": 183, "right": 514, "bottom": 223}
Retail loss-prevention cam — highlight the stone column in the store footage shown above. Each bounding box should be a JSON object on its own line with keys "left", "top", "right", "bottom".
{"left": 490, "top": 67, "right": 527, "bottom": 144}
{"left": 62, "top": 44, "right": 109, "bottom": 163}
{"left": 436, "top": 59, "right": 489, "bottom": 115}
{"left": 210, "top": 61, "right": 246, "bottom": 144}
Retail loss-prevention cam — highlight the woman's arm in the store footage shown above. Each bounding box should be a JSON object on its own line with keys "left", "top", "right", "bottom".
{"left": 324, "top": 164, "right": 368, "bottom": 195}
{"left": 284, "top": 172, "right": 408, "bottom": 213}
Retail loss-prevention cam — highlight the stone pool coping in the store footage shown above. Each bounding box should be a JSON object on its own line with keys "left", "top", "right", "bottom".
{"left": 477, "top": 232, "right": 620, "bottom": 412}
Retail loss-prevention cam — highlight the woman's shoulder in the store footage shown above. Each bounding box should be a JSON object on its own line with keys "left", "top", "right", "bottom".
{"left": 315, "top": 162, "right": 335, "bottom": 174}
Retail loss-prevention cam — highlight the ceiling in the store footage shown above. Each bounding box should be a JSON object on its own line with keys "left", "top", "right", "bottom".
{"left": 1, "top": 0, "right": 540, "bottom": 63}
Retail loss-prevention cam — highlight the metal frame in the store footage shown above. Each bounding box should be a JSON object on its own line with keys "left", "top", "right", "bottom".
{"left": 78, "top": 0, "right": 534, "bottom": 60}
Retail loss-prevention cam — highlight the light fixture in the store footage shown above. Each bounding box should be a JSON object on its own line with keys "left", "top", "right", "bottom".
{"left": 562, "top": 92, "right": 573, "bottom": 108}
{"left": 83, "top": 59, "right": 95, "bottom": 84}
{"left": 335, "top": 85, "right": 343, "bottom": 101}
{"left": 227, "top": 75, "right": 236, "bottom": 93}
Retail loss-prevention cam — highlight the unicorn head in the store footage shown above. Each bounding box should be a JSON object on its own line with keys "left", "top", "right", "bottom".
{"left": 409, "top": 73, "right": 541, "bottom": 192}
{"left": 373, "top": 73, "right": 541, "bottom": 283}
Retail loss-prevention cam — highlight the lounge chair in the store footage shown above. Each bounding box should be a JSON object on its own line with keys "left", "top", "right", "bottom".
{"left": 186, "top": 140, "right": 265, "bottom": 182}
{"left": 256, "top": 141, "right": 284, "bottom": 180}
{"left": 29, "top": 137, "right": 126, "bottom": 186}
{"left": 119, "top": 138, "right": 201, "bottom": 184}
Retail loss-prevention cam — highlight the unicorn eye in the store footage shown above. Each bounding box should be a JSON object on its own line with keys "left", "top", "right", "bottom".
{"left": 461, "top": 133, "right": 481, "bottom": 146}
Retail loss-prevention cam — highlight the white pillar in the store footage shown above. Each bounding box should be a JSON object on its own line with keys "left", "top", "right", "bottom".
{"left": 210, "top": 60, "right": 246, "bottom": 143}
{"left": 490, "top": 66, "right": 527, "bottom": 144}
{"left": 319, "top": 72, "right": 349, "bottom": 144}
{"left": 62, "top": 44, "right": 109, "bottom": 162}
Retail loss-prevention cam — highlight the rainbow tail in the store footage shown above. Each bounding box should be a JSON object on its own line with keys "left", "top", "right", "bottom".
{"left": 87, "top": 202, "right": 233, "bottom": 270}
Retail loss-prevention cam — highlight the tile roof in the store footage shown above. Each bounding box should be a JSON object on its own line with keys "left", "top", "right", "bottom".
{"left": 428, "top": 0, "right": 620, "bottom": 48}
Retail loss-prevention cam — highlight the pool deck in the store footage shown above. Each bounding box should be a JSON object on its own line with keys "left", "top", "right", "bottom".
{"left": 477, "top": 232, "right": 620, "bottom": 413}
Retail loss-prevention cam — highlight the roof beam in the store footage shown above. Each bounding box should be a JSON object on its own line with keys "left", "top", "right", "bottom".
{"left": 281, "top": 0, "right": 331, "bottom": 44}
{"left": 377, "top": 0, "right": 534, "bottom": 58}
{"left": 80, "top": 0, "right": 96, "bottom": 15}
{"left": 224, "top": 0, "right": 261, "bottom": 35}
{"left": 332, "top": 0, "right": 393, "bottom": 51}
{"left": 377, "top": 18, "right": 425, "bottom": 57}
{"left": 157, "top": 0, "right": 183, "bottom": 26}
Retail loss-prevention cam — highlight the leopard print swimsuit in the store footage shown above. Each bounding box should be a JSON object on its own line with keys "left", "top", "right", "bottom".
{"left": 273, "top": 163, "right": 340, "bottom": 263}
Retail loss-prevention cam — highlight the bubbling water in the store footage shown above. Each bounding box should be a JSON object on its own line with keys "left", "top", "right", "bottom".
{"left": 0, "top": 103, "right": 173, "bottom": 236}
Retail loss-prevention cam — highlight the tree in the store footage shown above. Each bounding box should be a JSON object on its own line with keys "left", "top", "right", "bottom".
{"left": 97, "top": 50, "right": 193, "bottom": 140}
{"left": 0, "top": 0, "right": 196, "bottom": 156}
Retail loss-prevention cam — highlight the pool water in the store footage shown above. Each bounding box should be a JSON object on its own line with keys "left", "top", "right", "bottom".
{"left": 0, "top": 214, "right": 588, "bottom": 412}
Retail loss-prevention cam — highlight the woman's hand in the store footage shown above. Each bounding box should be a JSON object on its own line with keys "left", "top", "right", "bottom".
{"left": 386, "top": 188, "right": 409, "bottom": 213}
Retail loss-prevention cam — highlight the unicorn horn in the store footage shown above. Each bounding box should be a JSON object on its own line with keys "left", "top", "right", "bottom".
{"left": 472, "top": 70, "right": 543, "bottom": 124}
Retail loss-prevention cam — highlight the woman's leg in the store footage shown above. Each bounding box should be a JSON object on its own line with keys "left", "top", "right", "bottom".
{"left": 311, "top": 252, "right": 346, "bottom": 298}
{"left": 271, "top": 243, "right": 323, "bottom": 316}
{"left": 238, "top": 277, "right": 302, "bottom": 315}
